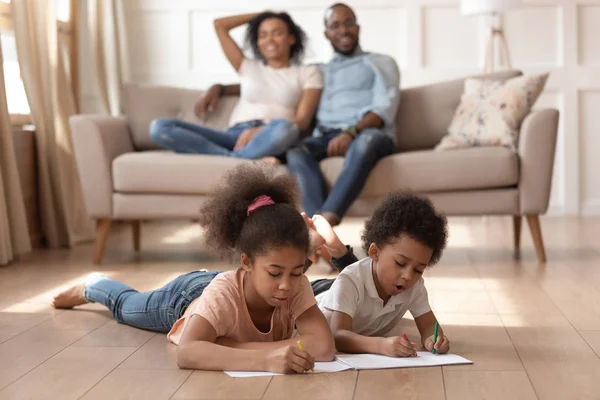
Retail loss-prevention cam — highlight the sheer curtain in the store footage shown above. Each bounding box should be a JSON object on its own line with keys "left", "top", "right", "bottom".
{"left": 88, "top": 0, "right": 130, "bottom": 116}
{"left": 12, "top": 0, "right": 95, "bottom": 248}
{"left": 0, "top": 36, "right": 31, "bottom": 265}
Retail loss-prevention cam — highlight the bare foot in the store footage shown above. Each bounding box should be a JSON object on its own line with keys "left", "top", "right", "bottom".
{"left": 260, "top": 156, "right": 281, "bottom": 166}
{"left": 312, "top": 214, "right": 346, "bottom": 258}
{"left": 51, "top": 272, "right": 105, "bottom": 309}
{"left": 321, "top": 212, "right": 341, "bottom": 227}
{"left": 52, "top": 284, "right": 88, "bottom": 309}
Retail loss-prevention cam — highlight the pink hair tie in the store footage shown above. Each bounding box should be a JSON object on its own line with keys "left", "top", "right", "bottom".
{"left": 247, "top": 195, "right": 275, "bottom": 216}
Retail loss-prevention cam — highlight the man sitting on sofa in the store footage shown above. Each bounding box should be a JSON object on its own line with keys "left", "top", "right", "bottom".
{"left": 198, "top": 3, "right": 400, "bottom": 226}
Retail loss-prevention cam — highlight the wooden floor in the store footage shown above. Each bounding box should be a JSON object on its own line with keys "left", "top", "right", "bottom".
{"left": 1, "top": 216, "right": 600, "bottom": 400}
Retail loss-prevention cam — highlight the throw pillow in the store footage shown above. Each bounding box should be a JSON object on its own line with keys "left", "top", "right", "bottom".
{"left": 436, "top": 72, "right": 549, "bottom": 151}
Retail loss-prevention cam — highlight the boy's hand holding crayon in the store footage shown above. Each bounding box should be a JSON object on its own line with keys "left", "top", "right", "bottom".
{"left": 264, "top": 345, "right": 315, "bottom": 374}
{"left": 379, "top": 334, "right": 418, "bottom": 357}
{"left": 423, "top": 331, "right": 450, "bottom": 354}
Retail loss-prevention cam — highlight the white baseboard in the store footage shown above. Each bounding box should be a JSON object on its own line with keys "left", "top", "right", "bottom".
{"left": 546, "top": 203, "right": 565, "bottom": 216}
{"left": 582, "top": 200, "right": 600, "bottom": 216}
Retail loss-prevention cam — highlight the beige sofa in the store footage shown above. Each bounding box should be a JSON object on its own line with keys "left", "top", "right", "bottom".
{"left": 70, "top": 70, "right": 558, "bottom": 264}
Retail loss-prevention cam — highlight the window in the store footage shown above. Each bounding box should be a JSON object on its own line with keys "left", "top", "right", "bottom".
{"left": 1, "top": 30, "right": 29, "bottom": 115}
{"left": 0, "top": 0, "right": 76, "bottom": 126}
{"left": 56, "top": 0, "right": 70, "bottom": 23}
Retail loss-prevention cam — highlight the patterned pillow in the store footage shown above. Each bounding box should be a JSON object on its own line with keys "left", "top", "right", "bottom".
{"left": 436, "top": 72, "right": 549, "bottom": 151}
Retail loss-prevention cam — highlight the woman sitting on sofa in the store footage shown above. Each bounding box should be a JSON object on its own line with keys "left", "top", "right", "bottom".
{"left": 150, "top": 11, "right": 322, "bottom": 161}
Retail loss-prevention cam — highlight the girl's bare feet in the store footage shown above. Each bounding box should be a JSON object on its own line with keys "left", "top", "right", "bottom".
{"left": 52, "top": 284, "right": 88, "bottom": 309}
{"left": 51, "top": 272, "right": 105, "bottom": 309}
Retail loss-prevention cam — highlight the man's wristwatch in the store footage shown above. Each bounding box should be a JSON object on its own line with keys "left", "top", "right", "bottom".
{"left": 345, "top": 125, "right": 359, "bottom": 138}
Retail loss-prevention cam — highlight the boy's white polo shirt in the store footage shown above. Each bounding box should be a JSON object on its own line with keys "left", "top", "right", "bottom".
{"left": 316, "top": 257, "right": 431, "bottom": 336}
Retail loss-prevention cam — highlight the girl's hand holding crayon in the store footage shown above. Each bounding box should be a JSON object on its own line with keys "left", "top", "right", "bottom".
{"left": 264, "top": 345, "right": 315, "bottom": 374}
{"left": 379, "top": 335, "right": 418, "bottom": 357}
{"left": 424, "top": 332, "right": 450, "bottom": 354}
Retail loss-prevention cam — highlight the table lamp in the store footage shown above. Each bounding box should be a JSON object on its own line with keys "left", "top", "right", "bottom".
{"left": 461, "top": 0, "right": 523, "bottom": 72}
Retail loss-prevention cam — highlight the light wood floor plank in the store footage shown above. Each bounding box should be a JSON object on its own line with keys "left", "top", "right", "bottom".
{"left": 81, "top": 369, "right": 192, "bottom": 400}
{"left": 263, "top": 371, "right": 357, "bottom": 400}
{"left": 354, "top": 368, "right": 445, "bottom": 400}
{"left": 579, "top": 330, "right": 600, "bottom": 358}
{"left": 171, "top": 371, "right": 272, "bottom": 400}
{"left": 0, "top": 346, "right": 136, "bottom": 400}
{"left": 502, "top": 314, "right": 600, "bottom": 400}
{"left": 444, "top": 371, "right": 538, "bottom": 400}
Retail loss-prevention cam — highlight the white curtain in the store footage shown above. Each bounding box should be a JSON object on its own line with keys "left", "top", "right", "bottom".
{"left": 88, "top": 0, "right": 130, "bottom": 116}
{"left": 0, "top": 37, "right": 31, "bottom": 265}
{"left": 12, "top": 0, "right": 95, "bottom": 248}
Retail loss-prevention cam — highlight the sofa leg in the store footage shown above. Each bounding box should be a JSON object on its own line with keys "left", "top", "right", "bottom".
{"left": 513, "top": 216, "right": 522, "bottom": 250}
{"left": 526, "top": 215, "right": 547, "bottom": 263}
{"left": 94, "top": 218, "right": 112, "bottom": 265}
{"left": 132, "top": 220, "right": 141, "bottom": 252}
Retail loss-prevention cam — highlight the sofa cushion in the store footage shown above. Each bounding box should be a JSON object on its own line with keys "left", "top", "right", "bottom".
{"left": 394, "top": 70, "right": 522, "bottom": 152}
{"left": 121, "top": 83, "right": 239, "bottom": 151}
{"left": 114, "top": 147, "right": 517, "bottom": 197}
{"left": 436, "top": 72, "right": 549, "bottom": 151}
{"left": 320, "top": 146, "right": 519, "bottom": 197}
{"left": 112, "top": 151, "right": 278, "bottom": 194}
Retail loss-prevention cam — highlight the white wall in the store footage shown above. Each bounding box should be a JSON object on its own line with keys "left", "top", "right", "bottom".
{"left": 79, "top": 0, "right": 600, "bottom": 216}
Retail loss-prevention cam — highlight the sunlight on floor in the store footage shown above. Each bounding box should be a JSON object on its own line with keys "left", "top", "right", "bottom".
{"left": 2, "top": 271, "right": 114, "bottom": 313}
{"left": 445, "top": 223, "right": 475, "bottom": 248}
{"left": 162, "top": 225, "right": 203, "bottom": 244}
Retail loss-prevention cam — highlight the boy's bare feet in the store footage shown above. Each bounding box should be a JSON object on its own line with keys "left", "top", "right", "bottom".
{"left": 321, "top": 212, "right": 341, "bottom": 227}
{"left": 312, "top": 214, "right": 347, "bottom": 258}
{"left": 260, "top": 157, "right": 281, "bottom": 166}
{"left": 52, "top": 284, "right": 88, "bottom": 309}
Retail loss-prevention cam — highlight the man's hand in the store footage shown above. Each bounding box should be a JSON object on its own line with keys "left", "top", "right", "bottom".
{"left": 195, "top": 85, "right": 223, "bottom": 120}
{"left": 234, "top": 126, "right": 262, "bottom": 151}
{"left": 327, "top": 132, "right": 354, "bottom": 157}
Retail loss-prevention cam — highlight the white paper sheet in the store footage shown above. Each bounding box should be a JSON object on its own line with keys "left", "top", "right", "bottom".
{"left": 224, "top": 360, "right": 353, "bottom": 378}
{"left": 335, "top": 352, "right": 473, "bottom": 370}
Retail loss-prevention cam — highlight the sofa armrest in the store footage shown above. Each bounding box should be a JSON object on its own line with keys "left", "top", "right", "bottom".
{"left": 518, "top": 108, "right": 559, "bottom": 214}
{"left": 69, "top": 115, "right": 134, "bottom": 218}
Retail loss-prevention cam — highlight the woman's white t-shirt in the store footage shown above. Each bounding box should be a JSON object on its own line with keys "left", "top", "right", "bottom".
{"left": 228, "top": 58, "right": 323, "bottom": 127}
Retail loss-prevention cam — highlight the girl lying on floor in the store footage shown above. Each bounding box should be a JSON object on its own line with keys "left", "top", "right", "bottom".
{"left": 53, "top": 164, "right": 335, "bottom": 374}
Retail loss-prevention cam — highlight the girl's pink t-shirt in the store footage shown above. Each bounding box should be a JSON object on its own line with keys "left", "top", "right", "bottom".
{"left": 167, "top": 269, "right": 316, "bottom": 345}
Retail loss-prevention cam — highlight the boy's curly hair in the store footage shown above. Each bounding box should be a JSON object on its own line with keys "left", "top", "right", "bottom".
{"left": 198, "top": 163, "right": 308, "bottom": 262}
{"left": 245, "top": 12, "right": 307, "bottom": 64}
{"left": 361, "top": 192, "right": 448, "bottom": 266}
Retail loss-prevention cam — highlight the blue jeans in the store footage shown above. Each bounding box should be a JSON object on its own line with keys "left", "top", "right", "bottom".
{"left": 286, "top": 128, "right": 394, "bottom": 219}
{"left": 149, "top": 119, "right": 299, "bottom": 159}
{"left": 84, "top": 270, "right": 337, "bottom": 333}
{"left": 84, "top": 271, "right": 220, "bottom": 333}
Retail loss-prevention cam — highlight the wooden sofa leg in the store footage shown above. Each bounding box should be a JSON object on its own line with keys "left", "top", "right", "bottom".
{"left": 132, "top": 220, "right": 141, "bottom": 252}
{"left": 513, "top": 216, "right": 522, "bottom": 250}
{"left": 94, "top": 218, "right": 113, "bottom": 265}
{"left": 526, "top": 215, "right": 547, "bottom": 263}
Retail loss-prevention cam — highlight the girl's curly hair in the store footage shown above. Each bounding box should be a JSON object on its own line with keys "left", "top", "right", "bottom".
{"left": 198, "top": 163, "right": 308, "bottom": 262}
{"left": 245, "top": 12, "right": 307, "bottom": 64}
{"left": 361, "top": 192, "right": 449, "bottom": 266}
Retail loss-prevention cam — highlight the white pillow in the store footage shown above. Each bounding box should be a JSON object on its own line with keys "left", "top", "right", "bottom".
{"left": 436, "top": 72, "right": 549, "bottom": 151}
